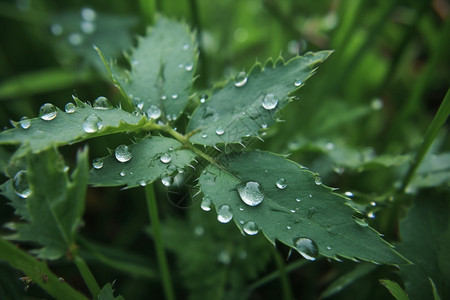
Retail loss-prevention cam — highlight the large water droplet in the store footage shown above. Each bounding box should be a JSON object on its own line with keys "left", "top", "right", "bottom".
{"left": 234, "top": 72, "right": 248, "bottom": 87}
{"left": 92, "top": 158, "right": 103, "bottom": 169}
{"left": 20, "top": 117, "right": 31, "bottom": 129}
{"left": 215, "top": 127, "right": 225, "bottom": 136}
{"left": 93, "top": 96, "right": 112, "bottom": 109}
{"left": 293, "top": 237, "right": 319, "bottom": 260}
{"left": 237, "top": 181, "right": 265, "bottom": 206}
{"left": 65, "top": 102, "right": 76, "bottom": 113}
{"left": 39, "top": 103, "right": 57, "bottom": 121}
{"left": 243, "top": 221, "right": 259, "bottom": 235}
{"left": 161, "top": 176, "right": 173, "bottom": 187}
{"left": 160, "top": 153, "right": 171, "bottom": 164}
{"left": 115, "top": 145, "right": 132, "bottom": 163}
{"left": 276, "top": 178, "right": 287, "bottom": 189}
{"left": 147, "top": 105, "right": 161, "bottom": 120}
{"left": 13, "top": 170, "right": 32, "bottom": 198}
{"left": 262, "top": 93, "right": 278, "bottom": 110}
{"left": 217, "top": 204, "right": 233, "bottom": 223}
{"left": 83, "top": 115, "right": 103, "bottom": 133}
{"left": 201, "top": 197, "right": 212, "bottom": 211}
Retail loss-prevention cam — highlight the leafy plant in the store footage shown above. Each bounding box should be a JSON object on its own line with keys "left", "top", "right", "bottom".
{"left": 0, "top": 1, "right": 449, "bottom": 300}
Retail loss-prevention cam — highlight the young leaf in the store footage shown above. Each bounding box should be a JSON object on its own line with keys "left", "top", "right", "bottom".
{"left": 0, "top": 99, "right": 146, "bottom": 157}
{"left": 380, "top": 279, "right": 410, "bottom": 300}
{"left": 98, "top": 283, "right": 125, "bottom": 300}
{"left": 199, "top": 150, "right": 407, "bottom": 264}
{"left": 113, "top": 17, "right": 196, "bottom": 120}
{"left": 89, "top": 136, "right": 197, "bottom": 188}
{"left": 1, "top": 147, "right": 89, "bottom": 260}
{"left": 397, "top": 195, "right": 450, "bottom": 300}
{"left": 187, "top": 51, "right": 331, "bottom": 146}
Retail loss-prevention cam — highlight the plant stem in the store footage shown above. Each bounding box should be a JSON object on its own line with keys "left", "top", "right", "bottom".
{"left": 73, "top": 254, "right": 101, "bottom": 298}
{"left": 270, "top": 247, "right": 293, "bottom": 300}
{"left": 139, "top": 0, "right": 156, "bottom": 25}
{"left": 401, "top": 88, "right": 450, "bottom": 191}
{"left": 145, "top": 184, "right": 176, "bottom": 300}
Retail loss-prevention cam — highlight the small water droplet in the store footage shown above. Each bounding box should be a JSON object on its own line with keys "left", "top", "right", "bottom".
{"left": 81, "top": 7, "right": 96, "bottom": 21}
{"left": 237, "top": 181, "right": 265, "bottom": 206}
{"left": 293, "top": 237, "right": 318, "bottom": 260}
{"left": 234, "top": 72, "right": 248, "bottom": 87}
{"left": 243, "top": 221, "right": 259, "bottom": 235}
{"left": 161, "top": 95, "right": 167, "bottom": 101}
{"left": 370, "top": 201, "right": 376, "bottom": 206}
{"left": 171, "top": 94, "right": 178, "bottom": 100}
{"left": 13, "top": 170, "right": 32, "bottom": 198}
{"left": 182, "top": 44, "right": 189, "bottom": 51}
{"left": 160, "top": 153, "right": 171, "bottom": 164}
{"left": 217, "top": 204, "right": 233, "bottom": 223}
{"left": 20, "top": 117, "right": 31, "bottom": 129}
{"left": 290, "top": 209, "right": 295, "bottom": 213}
{"left": 261, "top": 123, "right": 268, "bottom": 129}
{"left": 294, "top": 79, "right": 303, "bottom": 87}
{"left": 314, "top": 176, "right": 322, "bottom": 185}
{"left": 115, "top": 145, "right": 132, "bottom": 163}
{"left": 201, "top": 133, "right": 208, "bottom": 139}
{"left": 262, "top": 93, "right": 278, "bottom": 110}
{"left": 215, "top": 127, "right": 225, "bottom": 136}
{"left": 185, "top": 64, "right": 193, "bottom": 71}
{"left": 367, "top": 212, "right": 375, "bottom": 219}
{"left": 147, "top": 105, "right": 161, "bottom": 120}
{"left": 344, "top": 191, "right": 354, "bottom": 197}
{"left": 39, "top": 103, "right": 57, "bottom": 121}
{"left": 200, "top": 95, "right": 208, "bottom": 103}
{"left": 93, "top": 96, "right": 112, "bottom": 109}
{"left": 296, "top": 197, "right": 301, "bottom": 202}
{"left": 201, "top": 198, "right": 212, "bottom": 211}
{"left": 65, "top": 102, "right": 76, "bottom": 113}
{"left": 309, "top": 194, "right": 313, "bottom": 198}
{"left": 80, "top": 21, "right": 95, "bottom": 34}
{"left": 287, "top": 225, "right": 292, "bottom": 230}
{"left": 138, "top": 179, "right": 147, "bottom": 186}
{"left": 276, "top": 178, "right": 287, "bottom": 189}
{"left": 161, "top": 176, "right": 173, "bottom": 187}
{"left": 239, "top": 207, "right": 244, "bottom": 211}
{"left": 136, "top": 100, "right": 144, "bottom": 110}
{"left": 68, "top": 33, "right": 83, "bottom": 46}
{"left": 326, "top": 246, "right": 332, "bottom": 250}
{"left": 50, "top": 23, "right": 63, "bottom": 36}
{"left": 120, "top": 170, "right": 126, "bottom": 177}
{"left": 83, "top": 115, "right": 103, "bottom": 133}
{"left": 92, "top": 158, "right": 103, "bottom": 169}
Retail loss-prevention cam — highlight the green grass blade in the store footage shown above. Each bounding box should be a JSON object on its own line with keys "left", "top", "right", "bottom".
{"left": 380, "top": 279, "right": 410, "bottom": 300}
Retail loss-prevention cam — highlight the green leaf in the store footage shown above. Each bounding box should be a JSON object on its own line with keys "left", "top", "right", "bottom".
{"left": 98, "top": 283, "right": 125, "bottom": 300}
{"left": 113, "top": 16, "right": 197, "bottom": 120}
{"left": 410, "top": 152, "right": 450, "bottom": 188}
{"left": 1, "top": 147, "right": 89, "bottom": 259}
{"left": 0, "top": 98, "right": 145, "bottom": 157}
{"left": 89, "top": 136, "right": 197, "bottom": 188}
{"left": 199, "top": 150, "right": 407, "bottom": 264}
{"left": 430, "top": 278, "right": 442, "bottom": 300}
{"left": 187, "top": 51, "right": 331, "bottom": 146}
{"left": 397, "top": 194, "right": 450, "bottom": 300}
{"left": 380, "top": 279, "right": 410, "bottom": 300}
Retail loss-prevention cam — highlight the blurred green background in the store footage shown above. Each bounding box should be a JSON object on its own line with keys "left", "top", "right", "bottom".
{"left": 0, "top": 0, "right": 449, "bottom": 299}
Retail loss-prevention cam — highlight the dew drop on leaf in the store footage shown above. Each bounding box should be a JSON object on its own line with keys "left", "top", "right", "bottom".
{"left": 262, "top": 93, "right": 278, "bottom": 110}
{"left": 217, "top": 204, "right": 233, "bottom": 223}
{"left": 201, "top": 133, "right": 208, "bottom": 139}
{"left": 171, "top": 94, "right": 178, "bottom": 100}
{"left": 234, "top": 72, "right": 248, "bottom": 87}
{"left": 314, "top": 176, "right": 322, "bottom": 185}
{"left": 243, "top": 221, "right": 259, "bottom": 235}
{"left": 93, "top": 96, "right": 113, "bottom": 109}
{"left": 160, "top": 153, "right": 171, "bottom": 164}
{"left": 39, "top": 103, "right": 57, "bottom": 121}
{"left": 367, "top": 212, "right": 375, "bottom": 219}
{"left": 215, "top": 127, "right": 225, "bottom": 136}
{"left": 201, "top": 197, "right": 212, "bottom": 211}
{"left": 19, "top": 117, "right": 31, "bottom": 129}
{"left": 200, "top": 95, "right": 208, "bottom": 103}
{"left": 147, "top": 105, "right": 161, "bottom": 120}
{"left": 138, "top": 179, "right": 147, "bottom": 186}
{"left": 83, "top": 115, "right": 103, "bottom": 133}
{"left": 13, "top": 170, "right": 32, "bottom": 198}
{"left": 296, "top": 197, "right": 301, "bottom": 202}
{"left": 344, "top": 191, "right": 354, "bottom": 197}
{"left": 293, "top": 237, "right": 319, "bottom": 260}
{"left": 120, "top": 170, "right": 126, "bottom": 177}
{"left": 161, "top": 176, "right": 173, "bottom": 187}
{"left": 64, "top": 102, "right": 76, "bottom": 113}
{"left": 185, "top": 64, "right": 193, "bottom": 71}
{"left": 136, "top": 99, "right": 144, "bottom": 110}
{"left": 115, "top": 145, "right": 132, "bottom": 163}
{"left": 237, "top": 181, "right": 265, "bottom": 206}
{"left": 276, "top": 178, "right": 287, "bottom": 189}
{"left": 294, "top": 79, "right": 303, "bottom": 87}
{"left": 182, "top": 43, "right": 189, "bottom": 51}
{"left": 92, "top": 158, "right": 103, "bottom": 169}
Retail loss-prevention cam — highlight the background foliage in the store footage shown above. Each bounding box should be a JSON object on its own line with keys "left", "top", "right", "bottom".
{"left": 0, "top": 0, "right": 449, "bottom": 299}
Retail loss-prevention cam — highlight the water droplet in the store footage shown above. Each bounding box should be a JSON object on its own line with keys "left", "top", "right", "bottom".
{"left": 243, "top": 221, "right": 259, "bottom": 235}
{"left": 68, "top": 33, "right": 83, "bottom": 46}
{"left": 119, "top": 170, "right": 126, "bottom": 177}
{"left": 92, "top": 158, "right": 103, "bottom": 169}
{"left": 370, "top": 201, "right": 377, "bottom": 206}
{"left": 201, "top": 198, "right": 212, "bottom": 211}
{"left": 234, "top": 72, "right": 248, "bottom": 87}
{"left": 309, "top": 194, "right": 313, "bottom": 198}
{"left": 215, "top": 127, "right": 225, "bottom": 136}
{"left": 185, "top": 64, "right": 193, "bottom": 71}
{"left": 367, "top": 212, "right": 375, "bottom": 219}
{"left": 344, "top": 191, "right": 354, "bottom": 197}
{"left": 138, "top": 179, "right": 147, "bottom": 186}
{"left": 290, "top": 209, "right": 295, "bottom": 213}
{"left": 136, "top": 100, "right": 144, "bottom": 110}
{"left": 276, "top": 178, "right": 287, "bottom": 189}
{"left": 182, "top": 44, "right": 189, "bottom": 51}
{"left": 293, "top": 237, "right": 318, "bottom": 260}
{"left": 237, "top": 181, "right": 265, "bottom": 206}
{"left": 115, "top": 145, "right": 132, "bottom": 163}
{"left": 262, "top": 93, "right": 278, "bottom": 110}
{"left": 93, "top": 96, "right": 112, "bottom": 109}
{"left": 239, "top": 207, "right": 244, "bottom": 211}
{"left": 294, "top": 79, "right": 303, "bottom": 87}
{"left": 201, "top": 133, "right": 208, "bottom": 139}
{"left": 39, "top": 103, "right": 57, "bottom": 121}
{"left": 64, "top": 102, "right": 76, "bottom": 113}
{"left": 161, "top": 176, "right": 173, "bottom": 187}
{"left": 81, "top": 7, "right": 96, "bottom": 21}
{"left": 19, "top": 117, "right": 31, "bottom": 129}
{"left": 80, "top": 21, "right": 95, "bottom": 34}
{"left": 50, "top": 23, "right": 63, "bottom": 36}
{"left": 161, "top": 95, "right": 167, "bottom": 101}
{"left": 171, "top": 94, "right": 178, "bottom": 100}
{"left": 160, "top": 153, "right": 171, "bottom": 164}
{"left": 296, "top": 197, "right": 301, "bottom": 202}
{"left": 261, "top": 123, "right": 268, "bottom": 129}
{"left": 326, "top": 246, "right": 332, "bottom": 250}
{"left": 147, "top": 105, "right": 161, "bottom": 120}
{"left": 83, "top": 115, "right": 103, "bottom": 133}
{"left": 200, "top": 95, "right": 208, "bottom": 103}
{"left": 287, "top": 225, "right": 292, "bottom": 230}
{"left": 217, "top": 205, "right": 233, "bottom": 223}
{"left": 13, "top": 170, "right": 32, "bottom": 198}
{"left": 314, "top": 176, "right": 322, "bottom": 185}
